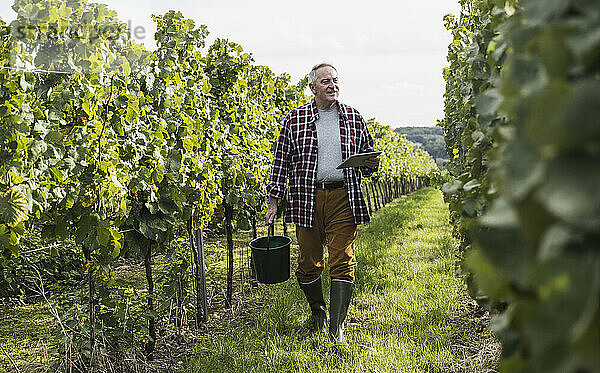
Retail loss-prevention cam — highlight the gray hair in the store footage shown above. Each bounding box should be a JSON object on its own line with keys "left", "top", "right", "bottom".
{"left": 308, "top": 63, "right": 337, "bottom": 85}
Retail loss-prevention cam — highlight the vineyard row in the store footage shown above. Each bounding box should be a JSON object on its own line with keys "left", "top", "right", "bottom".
{"left": 0, "top": 0, "right": 437, "bottom": 367}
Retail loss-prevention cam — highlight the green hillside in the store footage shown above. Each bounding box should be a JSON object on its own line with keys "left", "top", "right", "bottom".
{"left": 394, "top": 127, "right": 448, "bottom": 162}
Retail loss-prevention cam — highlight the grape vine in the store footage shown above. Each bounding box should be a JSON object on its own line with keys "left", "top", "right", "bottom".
{"left": 0, "top": 0, "right": 437, "bottom": 367}
{"left": 441, "top": 0, "right": 599, "bottom": 371}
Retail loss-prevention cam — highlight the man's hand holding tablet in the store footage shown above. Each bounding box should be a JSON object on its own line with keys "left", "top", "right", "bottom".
{"left": 336, "top": 151, "right": 382, "bottom": 169}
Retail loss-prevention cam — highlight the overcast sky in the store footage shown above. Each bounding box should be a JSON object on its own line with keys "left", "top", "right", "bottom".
{"left": 1, "top": 0, "right": 461, "bottom": 128}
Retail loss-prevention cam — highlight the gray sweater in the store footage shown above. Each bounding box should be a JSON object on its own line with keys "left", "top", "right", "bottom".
{"left": 316, "top": 106, "right": 344, "bottom": 182}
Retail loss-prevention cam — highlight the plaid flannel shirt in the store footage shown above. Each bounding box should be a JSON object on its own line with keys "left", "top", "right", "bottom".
{"left": 267, "top": 99, "right": 377, "bottom": 228}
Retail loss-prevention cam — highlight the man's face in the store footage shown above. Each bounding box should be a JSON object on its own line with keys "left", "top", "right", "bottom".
{"left": 310, "top": 66, "right": 339, "bottom": 109}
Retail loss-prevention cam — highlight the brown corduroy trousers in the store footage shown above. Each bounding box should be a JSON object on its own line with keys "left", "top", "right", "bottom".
{"left": 295, "top": 187, "right": 358, "bottom": 283}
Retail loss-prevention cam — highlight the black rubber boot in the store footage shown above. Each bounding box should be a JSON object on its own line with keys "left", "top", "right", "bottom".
{"left": 329, "top": 279, "right": 354, "bottom": 344}
{"left": 298, "top": 277, "right": 327, "bottom": 333}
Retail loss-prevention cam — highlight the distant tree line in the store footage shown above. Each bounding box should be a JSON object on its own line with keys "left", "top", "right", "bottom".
{"left": 393, "top": 127, "right": 448, "bottom": 161}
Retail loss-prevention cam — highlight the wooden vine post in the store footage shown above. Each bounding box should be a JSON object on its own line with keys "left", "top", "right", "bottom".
{"left": 364, "top": 184, "right": 372, "bottom": 215}
{"left": 188, "top": 219, "right": 209, "bottom": 326}
{"left": 143, "top": 243, "right": 156, "bottom": 356}
{"left": 84, "top": 244, "right": 95, "bottom": 368}
{"left": 194, "top": 228, "right": 209, "bottom": 323}
{"left": 250, "top": 211, "right": 257, "bottom": 282}
{"left": 224, "top": 203, "right": 234, "bottom": 308}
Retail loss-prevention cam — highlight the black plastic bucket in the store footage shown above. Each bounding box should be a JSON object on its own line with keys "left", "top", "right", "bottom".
{"left": 250, "top": 234, "right": 291, "bottom": 284}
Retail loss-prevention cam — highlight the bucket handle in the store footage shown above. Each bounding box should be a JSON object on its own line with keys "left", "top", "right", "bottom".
{"left": 267, "top": 224, "right": 274, "bottom": 250}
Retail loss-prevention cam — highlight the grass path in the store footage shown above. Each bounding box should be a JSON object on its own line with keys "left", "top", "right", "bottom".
{"left": 188, "top": 187, "right": 498, "bottom": 372}
{"left": 0, "top": 187, "right": 498, "bottom": 372}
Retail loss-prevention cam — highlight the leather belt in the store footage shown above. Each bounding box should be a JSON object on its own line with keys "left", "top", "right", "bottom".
{"left": 315, "top": 180, "right": 345, "bottom": 190}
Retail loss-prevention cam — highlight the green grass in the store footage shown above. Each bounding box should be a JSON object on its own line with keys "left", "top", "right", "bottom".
{"left": 187, "top": 188, "right": 489, "bottom": 372}
{"left": 0, "top": 303, "right": 54, "bottom": 371}
{"left": 0, "top": 188, "right": 497, "bottom": 371}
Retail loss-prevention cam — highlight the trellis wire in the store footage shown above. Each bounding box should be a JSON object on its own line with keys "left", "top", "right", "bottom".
{"left": 1, "top": 65, "right": 75, "bottom": 75}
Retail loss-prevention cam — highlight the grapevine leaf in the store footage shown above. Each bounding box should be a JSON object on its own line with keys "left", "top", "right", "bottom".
{"left": 473, "top": 89, "right": 501, "bottom": 117}
{"left": 558, "top": 80, "right": 600, "bottom": 148}
{"left": 463, "top": 179, "right": 481, "bottom": 192}
{"left": 96, "top": 225, "right": 111, "bottom": 247}
{"left": 537, "top": 156, "right": 600, "bottom": 231}
{"left": 505, "top": 56, "right": 548, "bottom": 97}
{"left": 538, "top": 224, "right": 580, "bottom": 261}
{"left": 522, "top": 0, "right": 568, "bottom": 23}
{"left": 567, "top": 26, "right": 600, "bottom": 66}
{"left": 498, "top": 134, "right": 544, "bottom": 200}
{"left": 441, "top": 180, "right": 463, "bottom": 194}
{"left": 0, "top": 190, "right": 29, "bottom": 226}
{"left": 465, "top": 248, "right": 511, "bottom": 300}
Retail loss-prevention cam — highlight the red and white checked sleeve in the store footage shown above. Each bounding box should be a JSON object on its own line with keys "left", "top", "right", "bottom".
{"left": 266, "top": 115, "right": 292, "bottom": 200}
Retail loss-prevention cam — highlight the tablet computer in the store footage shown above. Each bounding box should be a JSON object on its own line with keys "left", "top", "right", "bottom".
{"left": 336, "top": 151, "right": 382, "bottom": 169}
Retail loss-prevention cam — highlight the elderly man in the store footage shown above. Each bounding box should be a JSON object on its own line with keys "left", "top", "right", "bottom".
{"left": 265, "top": 63, "right": 379, "bottom": 343}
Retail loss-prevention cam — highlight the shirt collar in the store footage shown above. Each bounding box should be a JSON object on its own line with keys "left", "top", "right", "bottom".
{"left": 309, "top": 99, "right": 348, "bottom": 122}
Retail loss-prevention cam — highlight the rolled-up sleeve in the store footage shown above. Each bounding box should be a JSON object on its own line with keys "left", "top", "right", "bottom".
{"left": 266, "top": 116, "right": 291, "bottom": 200}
